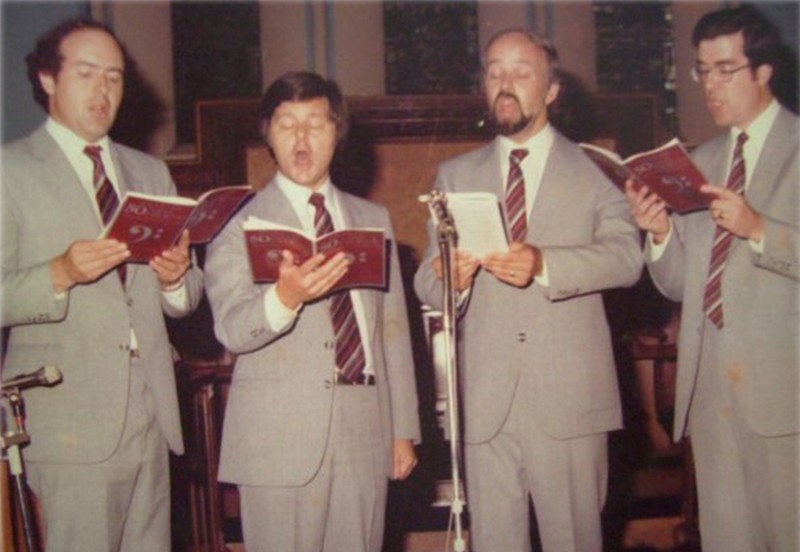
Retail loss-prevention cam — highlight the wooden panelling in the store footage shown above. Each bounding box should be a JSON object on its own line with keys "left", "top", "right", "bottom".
{"left": 168, "top": 93, "right": 660, "bottom": 262}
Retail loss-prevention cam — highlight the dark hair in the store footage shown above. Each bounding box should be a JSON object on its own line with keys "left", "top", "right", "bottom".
{"left": 483, "top": 28, "right": 561, "bottom": 84}
{"left": 259, "top": 71, "right": 349, "bottom": 145}
{"left": 692, "top": 5, "right": 782, "bottom": 72}
{"left": 26, "top": 18, "right": 123, "bottom": 111}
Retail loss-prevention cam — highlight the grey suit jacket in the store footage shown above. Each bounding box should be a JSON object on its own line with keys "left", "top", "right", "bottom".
{"left": 648, "top": 105, "right": 799, "bottom": 439}
{"left": 204, "top": 181, "right": 420, "bottom": 487}
{"left": 1, "top": 125, "right": 204, "bottom": 462}
{"left": 414, "top": 130, "right": 643, "bottom": 443}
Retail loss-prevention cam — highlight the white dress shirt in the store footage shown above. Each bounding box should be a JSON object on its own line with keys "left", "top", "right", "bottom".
{"left": 496, "top": 124, "right": 556, "bottom": 284}
{"left": 45, "top": 118, "right": 189, "bottom": 351}
{"left": 262, "top": 172, "right": 376, "bottom": 375}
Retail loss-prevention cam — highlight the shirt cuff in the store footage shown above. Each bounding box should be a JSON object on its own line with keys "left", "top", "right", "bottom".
{"left": 749, "top": 235, "right": 765, "bottom": 254}
{"left": 648, "top": 227, "right": 673, "bottom": 262}
{"left": 264, "top": 286, "right": 300, "bottom": 332}
{"left": 534, "top": 257, "right": 549, "bottom": 287}
{"left": 161, "top": 279, "right": 189, "bottom": 309}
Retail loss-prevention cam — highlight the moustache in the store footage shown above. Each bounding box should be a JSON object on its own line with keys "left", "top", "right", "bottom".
{"left": 493, "top": 92, "right": 522, "bottom": 109}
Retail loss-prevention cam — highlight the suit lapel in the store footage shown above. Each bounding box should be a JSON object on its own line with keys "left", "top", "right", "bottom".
{"left": 256, "top": 182, "right": 304, "bottom": 228}
{"left": 30, "top": 128, "right": 103, "bottom": 237}
{"left": 30, "top": 128, "right": 127, "bottom": 297}
{"left": 526, "top": 133, "right": 569, "bottom": 243}
{"left": 747, "top": 108, "right": 795, "bottom": 210}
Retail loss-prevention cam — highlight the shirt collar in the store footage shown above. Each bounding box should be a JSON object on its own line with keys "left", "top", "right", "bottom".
{"left": 497, "top": 123, "right": 555, "bottom": 158}
{"left": 731, "top": 99, "right": 779, "bottom": 145}
{"left": 274, "top": 171, "right": 335, "bottom": 220}
{"left": 45, "top": 117, "right": 111, "bottom": 157}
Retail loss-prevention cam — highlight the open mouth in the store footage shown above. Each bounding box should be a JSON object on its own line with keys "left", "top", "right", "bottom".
{"left": 293, "top": 149, "right": 312, "bottom": 168}
{"left": 90, "top": 103, "right": 110, "bottom": 121}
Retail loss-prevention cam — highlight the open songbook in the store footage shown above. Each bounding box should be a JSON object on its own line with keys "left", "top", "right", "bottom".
{"left": 102, "top": 185, "right": 253, "bottom": 262}
{"left": 424, "top": 191, "right": 509, "bottom": 258}
{"left": 242, "top": 217, "right": 387, "bottom": 291}
{"left": 580, "top": 138, "right": 712, "bottom": 213}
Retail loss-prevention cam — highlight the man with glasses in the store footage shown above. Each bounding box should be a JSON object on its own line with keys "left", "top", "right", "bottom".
{"left": 626, "top": 6, "right": 798, "bottom": 551}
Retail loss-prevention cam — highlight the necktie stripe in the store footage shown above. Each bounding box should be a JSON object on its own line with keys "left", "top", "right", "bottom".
{"left": 84, "top": 145, "right": 121, "bottom": 226}
{"left": 505, "top": 149, "right": 529, "bottom": 243}
{"left": 84, "top": 145, "right": 125, "bottom": 284}
{"left": 702, "top": 132, "right": 748, "bottom": 328}
{"left": 309, "top": 193, "right": 367, "bottom": 383}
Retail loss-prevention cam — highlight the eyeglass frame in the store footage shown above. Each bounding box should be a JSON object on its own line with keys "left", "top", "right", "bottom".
{"left": 691, "top": 62, "right": 752, "bottom": 84}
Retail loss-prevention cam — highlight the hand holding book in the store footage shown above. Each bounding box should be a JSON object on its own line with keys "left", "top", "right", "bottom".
{"left": 424, "top": 191, "right": 510, "bottom": 258}
{"left": 580, "top": 138, "right": 711, "bottom": 214}
{"left": 243, "top": 217, "right": 387, "bottom": 291}
{"left": 102, "top": 185, "right": 253, "bottom": 262}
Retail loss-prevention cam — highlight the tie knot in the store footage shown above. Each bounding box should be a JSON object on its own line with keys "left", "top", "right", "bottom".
{"left": 309, "top": 193, "right": 326, "bottom": 209}
{"left": 510, "top": 148, "right": 529, "bottom": 164}
{"left": 84, "top": 145, "right": 103, "bottom": 162}
{"left": 736, "top": 132, "right": 749, "bottom": 146}
{"left": 735, "top": 132, "right": 749, "bottom": 153}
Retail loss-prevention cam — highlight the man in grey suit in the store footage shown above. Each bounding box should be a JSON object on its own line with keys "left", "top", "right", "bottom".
{"left": 1, "top": 18, "right": 203, "bottom": 551}
{"left": 414, "top": 29, "right": 642, "bottom": 552}
{"left": 626, "top": 6, "right": 798, "bottom": 552}
{"left": 204, "top": 71, "right": 420, "bottom": 552}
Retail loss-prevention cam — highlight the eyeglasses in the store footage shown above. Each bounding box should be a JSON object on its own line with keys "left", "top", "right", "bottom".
{"left": 691, "top": 63, "right": 751, "bottom": 84}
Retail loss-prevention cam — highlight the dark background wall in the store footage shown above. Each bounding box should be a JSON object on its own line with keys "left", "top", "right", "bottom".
{"left": 1, "top": 1, "right": 88, "bottom": 143}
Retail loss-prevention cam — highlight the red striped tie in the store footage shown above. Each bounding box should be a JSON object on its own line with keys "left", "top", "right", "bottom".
{"left": 84, "top": 145, "right": 120, "bottom": 225}
{"left": 505, "top": 148, "right": 529, "bottom": 242}
{"left": 85, "top": 145, "right": 125, "bottom": 283}
{"left": 309, "top": 193, "right": 366, "bottom": 382}
{"left": 702, "top": 132, "right": 748, "bottom": 329}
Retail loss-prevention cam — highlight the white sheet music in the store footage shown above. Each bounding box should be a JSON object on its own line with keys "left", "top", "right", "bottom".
{"left": 438, "top": 192, "right": 509, "bottom": 258}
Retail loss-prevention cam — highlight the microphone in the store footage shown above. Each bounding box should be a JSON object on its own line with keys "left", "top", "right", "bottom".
{"left": 1, "top": 366, "right": 62, "bottom": 393}
{"left": 419, "top": 190, "right": 456, "bottom": 231}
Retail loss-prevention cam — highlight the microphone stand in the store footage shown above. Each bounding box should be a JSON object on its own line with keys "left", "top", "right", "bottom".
{"left": 1, "top": 388, "right": 41, "bottom": 552}
{"left": 421, "top": 190, "right": 467, "bottom": 552}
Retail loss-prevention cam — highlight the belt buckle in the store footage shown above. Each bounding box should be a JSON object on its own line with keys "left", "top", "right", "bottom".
{"left": 333, "top": 370, "right": 375, "bottom": 386}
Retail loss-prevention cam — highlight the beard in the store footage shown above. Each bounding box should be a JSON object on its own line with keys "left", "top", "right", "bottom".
{"left": 488, "top": 92, "right": 532, "bottom": 136}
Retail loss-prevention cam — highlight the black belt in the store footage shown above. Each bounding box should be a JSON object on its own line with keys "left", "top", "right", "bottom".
{"left": 333, "top": 372, "right": 376, "bottom": 386}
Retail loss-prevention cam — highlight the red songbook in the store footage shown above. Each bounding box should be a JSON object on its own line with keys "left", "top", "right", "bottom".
{"left": 581, "top": 138, "right": 711, "bottom": 214}
{"left": 102, "top": 185, "right": 253, "bottom": 262}
{"left": 243, "top": 218, "right": 387, "bottom": 291}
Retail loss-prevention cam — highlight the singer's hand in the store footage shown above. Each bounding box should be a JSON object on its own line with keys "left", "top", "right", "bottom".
{"left": 483, "top": 243, "right": 542, "bottom": 287}
{"left": 701, "top": 184, "right": 764, "bottom": 240}
{"left": 392, "top": 439, "right": 418, "bottom": 480}
{"left": 51, "top": 239, "right": 130, "bottom": 293}
{"left": 152, "top": 229, "right": 192, "bottom": 290}
{"left": 625, "top": 179, "right": 671, "bottom": 244}
{"left": 275, "top": 250, "right": 350, "bottom": 309}
{"left": 433, "top": 250, "right": 480, "bottom": 291}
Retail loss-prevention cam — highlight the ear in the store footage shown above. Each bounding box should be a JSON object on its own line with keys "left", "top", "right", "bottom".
{"left": 261, "top": 119, "right": 272, "bottom": 146}
{"left": 544, "top": 81, "right": 561, "bottom": 106}
{"left": 39, "top": 72, "right": 56, "bottom": 95}
{"left": 755, "top": 63, "right": 773, "bottom": 87}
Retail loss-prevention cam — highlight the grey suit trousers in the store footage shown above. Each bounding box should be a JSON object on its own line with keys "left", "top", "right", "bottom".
{"left": 27, "top": 361, "right": 171, "bottom": 552}
{"left": 238, "top": 386, "right": 387, "bottom": 552}
{"left": 688, "top": 321, "right": 799, "bottom": 552}
{"left": 465, "top": 368, "right": 607, "bottom": 552}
